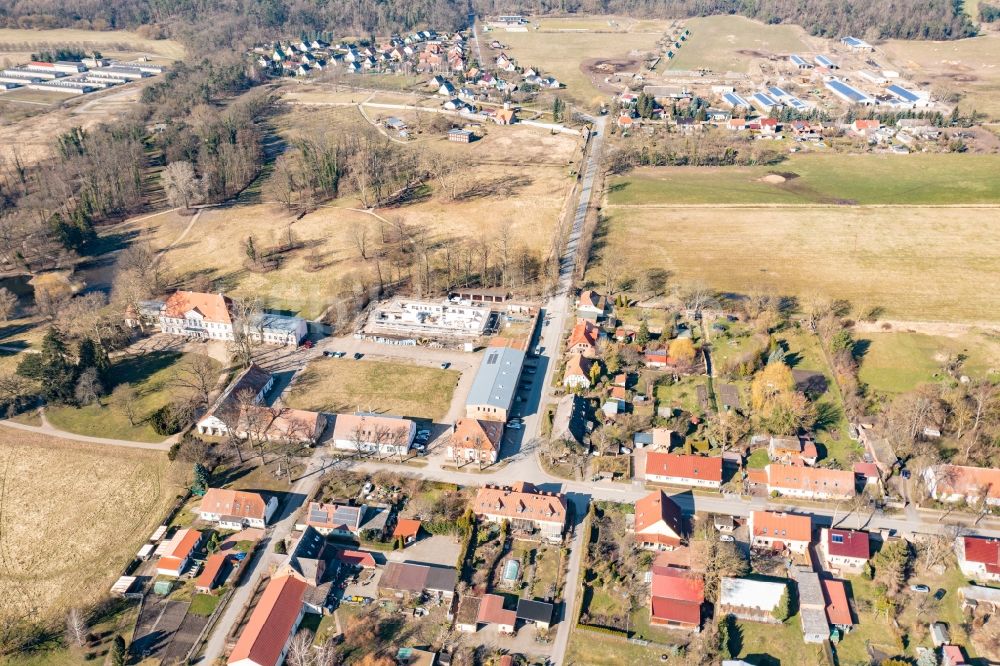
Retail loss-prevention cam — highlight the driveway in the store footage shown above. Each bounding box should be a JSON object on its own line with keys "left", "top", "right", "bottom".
{"left": 385, "top": 534, "right": 463, "bottom": 567}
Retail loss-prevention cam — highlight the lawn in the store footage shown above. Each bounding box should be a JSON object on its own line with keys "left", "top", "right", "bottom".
{"left": 0, "top": 430, "right": 178, "bottom": 629}
{"left": 189, "top": 593, "right": 221, "bottom": 616}
{"left": 734, "top": 616, "right": 827, "bottom": 664}
{"left": 665, "top": 15, "right": 812, "bottom": 73}
{"left": 499, "top": 22, "right": 666, "bottom": 105}
{"left": 655, "top": 375, "right": 708, "bottom": 417}
{"left": 566, "top": 628, "right": 686, "bottom": 665}
{"left": 285, "top": 358, "right": 459, "bottom": 421}
{"left": 45, "top": 351, "right": 221, "bottom": 442}
{"left": 858, "top": 330, "right": 1000, "bottom": 394}
{"left": 591, "top": 203, "right": 1000, "bottom": 323}
{"left": 746, "top": 448, "right": 770, "bottom": 469}
{"left": 608, "top": 155, "right": 1000, "bottom": 206}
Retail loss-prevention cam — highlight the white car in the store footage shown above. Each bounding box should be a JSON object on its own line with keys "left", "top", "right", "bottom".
{"left": 362, "top": 482, "right": 374, "bottom": 495}
{"left": 507, "top": 422, "right": 522, "bottom": 430}
{"left": 719, "top": 534, "right": 735, "bottom": 542}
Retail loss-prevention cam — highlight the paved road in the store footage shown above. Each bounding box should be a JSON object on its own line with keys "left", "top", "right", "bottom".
{"left": 198, "top": 454, "right": 329, "bottom": 664}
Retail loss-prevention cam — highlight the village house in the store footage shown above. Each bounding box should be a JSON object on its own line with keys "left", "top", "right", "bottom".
{"left": 651, "top": 566, "right": 704, "bottom": 631}
{"left": 393, "top": 518, "right": 422, "bottom": 546}
{"left": 157, "top": 290, "right": 307, "bottom": 346}
{"left": 957, "top": 535, "right": 1000, "bottom": 582}
{"left": 748, "top": 511, "right": 812, "bottom": 554}
{"left": 718, "top": 577, "right": 788, "bottom": 623}
{"left": 473, "top": 482, "right": 567, "bottom": 540}
{"left": 632, "top": 490, "right": 686, "bottom": 550}
{"left": 155, "top": 528, "right": 203, "bottom": 577}
{"left": 576, "top": 289, "right": 610, "bottom": 319}
{"left": 562, "top": 353, "right": 593, "bottom": 389}
{"left": 195, "top": 552, "right": 230, "bottom": 593}
{"left": 765, "top": 464, "right": 856, "bottom": 500}
{"left": 447, "top": 418, "right": 505, "bottom": 465}
{"left": 227, "top": 574, "right": 311, "bottom": 666}
{"left": 198, "top": 488, "right": 278, "bottom": 529}
{"left": 644, "top": 451, "right": 723, "bottom": 489}
{"left": 477, "top": 593, "right": 518, "bottom": 634}
{"left": 195, "top": 363, "right": 272, "bottom": 435}
{"left": 566, "top": 319, "right": 602, "bottom": 357}
{"left": 943, "top": 645, "right": 968, "bottom": 666}
{"left": 379, "top": 561, "right": 457, "bottom": 600}
{"left": 924, "top": 464, "right": 1000, "bottom": 506}
{"left": 494, "top": 107, "right": 516, "bottom": 125}
{"left": 820, "top": 528, "right": 870, "bottom": 574}
{"left": 331, "top": 413, "right": 416, "bottom": 457}
{"left": 302, "top": 501, "right": 368, "bottom": 537}
{"left": 760, "top": 434, "right": 818, "bottom": 466}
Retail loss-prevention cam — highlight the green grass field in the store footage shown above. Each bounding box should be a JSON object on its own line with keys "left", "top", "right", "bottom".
{"left": 858, "top": 329, "right": 1000, "bottom": 393}
{"left": 609, "top": 155, "right": 1000, "bottom": 206}
{"left": 285, "top": 358, "right": 459, "bottom": 421}
{"left": 735, "top": 616, "right": 826, "bottom": 664}
{"left": 666, "top": 15, "right": 812, "bottom": 73}
{"left": 45, "top": 351, "right": 220, "bottom": 442}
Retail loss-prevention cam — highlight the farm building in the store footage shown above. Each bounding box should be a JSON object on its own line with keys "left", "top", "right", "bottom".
{"left": 751, "top": 92, "right": 781, "bottom": 113}
{"left": 722, "top": 92, "right": 751, "bottom": 109}
{"left": 719, "top": 577, "right": 787, "bottom": 623}
{"left": 886, "top": 84, "right": 929, "bottom": 107}
{"left": 789, "top": 55, "right": 812, "bottom": 69}
{"left": 792, "top": 568, "right": 830, "bottom": 644}
{"left": 814, "top": 55, "right": 838, "bottom": 69}
{"left": 841, "top": 36, "right": 874, "bottom": 51}
{"left": 465, "top": 340, "right": 526, "bottom": 422}
{"left": 448, "top": 128, "right": 473, "bottom": 142}
{"left": 824, "top": 78, "right": 875, "bottom": 106}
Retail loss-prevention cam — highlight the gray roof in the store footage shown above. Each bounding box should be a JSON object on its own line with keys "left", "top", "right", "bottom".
{"left": 255, "top": 312, "right": 304, "bottom": 333}
{"left": 719, "top": 577, "right": 786, "bottom": 611}
{"left": 466, "top": 345, "right": 525, "bottom": 412}
{"left": 424, "top": 565, "right": 457, "bottom": 593}
{"left": 516, "top": 598, "right": 553, "bottom": 622}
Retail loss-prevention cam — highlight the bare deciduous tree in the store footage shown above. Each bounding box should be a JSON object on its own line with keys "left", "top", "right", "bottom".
{"left": 161, "top": 161, "right": 203, "bottom": 211}
{"left": 228, "top": 297, "right": 264, "bottom": 368}
{"left": 170, "top": 354, "right": 219, "bottom": 409}
{"left": 74, "top": 367, "right": 102, "bottom": 406}
{"left": 0, "top": 287, "right": 16, "bottom": 322}
{"left": 110, "top": 383, "right": 139, "bottom": 426}
{"left": 64, "top": 607, "right": 87, "bottom": 648}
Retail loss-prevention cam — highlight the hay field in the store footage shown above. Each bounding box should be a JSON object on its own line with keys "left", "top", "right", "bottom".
{"left": 880, "top": 32, "right": 1000, "bottom": 120}
{"left": 499, "top": 25, "right": 665, "bottom": 105}
{"left": 590, "top": 204, "right": 1000, "bottom": 323}
{"left": 285, "top": 358, "right": 459, "bottom": 420}
{"left": 126, "top": 105, "right": 578, "bottom": 318}
{"left": 0, "top": 430, "right": 177, "bottom": 624}
{"left": 665, "top": 15, "right": 813, "bottom": 72}
{"left": 610, "top": 155, "right": 1000, "bottom": 205}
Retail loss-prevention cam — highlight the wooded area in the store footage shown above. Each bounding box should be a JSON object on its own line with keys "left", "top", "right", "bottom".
{"left": 0, "top": 0, "right": 979, "bottom": 47}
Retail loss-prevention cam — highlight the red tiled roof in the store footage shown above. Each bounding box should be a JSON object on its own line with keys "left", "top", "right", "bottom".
{"left": 163, "top": 290, "right": 232, "bottom": 323}
{"left": 942, "top": 644, "right": 966, "bottom": 665}
{"left": 337, "top": 549, "right": 377, "bottom": 568}
{"left": 963, "top": 536, "right": 1000, "bottom": 567}
{"left": 196, "top": 552, "right": 229, "bottom": 590}
{"left": 645, "top": 452, "right": 723, "bottom": 483}
{"left": 766, "top": 463, "right": 855, "bottom": 496}
{"left": 826, "top": 529, "right": 869, "bottom": 560}
{"left": 853, "top": 462, "right": 880, "bottom": 479}
{"left": 393, "top": 519, "right": 422, "bottom": 540}
{"left": 227, "top": 574, "right": 308, "bottom": 666}
{"left": 651, "top": 597, "right": 701, "bottom": 626}
{"left": 821, "top": 579, "right": 853, "bottom": 626}
{"left": 200, "top": 488, "right": 270, "bottom": 521}
{"left": 477, "top": 594, "right": 517, "bottom": 626}
{"left": 634, "top": 490, "right": 684, "bottom": 544}
{"left": 567, "top": 319, "right": 599, "bottom": 349}
{"left": 652, "top": 568, "right": 704, "bottom": 603}
{"left": 451, "top": 418, "right": 504, "bottom": 453}
{"left": 750, "top": 511, "right": 811, "bottom": 543}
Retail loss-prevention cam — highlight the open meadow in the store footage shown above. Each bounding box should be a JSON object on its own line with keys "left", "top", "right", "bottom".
{"left": 120, "top": 102, "right": 579, "bottom": 318}
{"left": 857, "top": 329, "right": 1000, "bottom": 393}
{"left": 284, "top": 358, "right": 458, "bottom": 421}
{"left": 0, "top": 429, "right": 179, "bottom": 626}
{"left": 596, "top": 155, "right": 1000, "bottom": 323}
{"left": 609, "top": 154, "right": 1000, "bottom": 206}
{"left": 0, "top": 27, "right": 185, "bottom": 61}
{"left": 498, "top": 18, "right": 669, "bottom": 105}
{"left": 664, "top": 15, "right": 814, "bottom": 73}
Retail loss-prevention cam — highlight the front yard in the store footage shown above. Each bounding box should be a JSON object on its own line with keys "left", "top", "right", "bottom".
{"left": 285, "top": 358, "right": 459, "bottom": 421}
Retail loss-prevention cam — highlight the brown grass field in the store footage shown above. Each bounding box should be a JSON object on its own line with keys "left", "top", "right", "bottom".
{"left": 0, "top": 429, "right": 178, "bottom": 624}
{"left": 665, "top": 15, "right": 815, "bottom": 73}
{"left": 880, "top": 31, "right": 1000, "bottom": 120}
{"left": 284, "top": 358, "right": 459, "bottom": 421}
{"left": 590, "top": 204, "right": 1000, "bottom": 323}
{"left": 498, "top": 19, "right": 668, "bottom": 105}
{"left": 120, "top": 102, "right": 580, "bottom": 318}
{"left": 0, "top": 28, "right": 185, "bottom": 60}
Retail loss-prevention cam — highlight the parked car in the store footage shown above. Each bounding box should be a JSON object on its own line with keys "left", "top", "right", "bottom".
{"left": 440, "top": 362, "right": 450, "bottom": 369}
{"left": 901, "top": 469, "right": 911, "bottom": 479}
{"left": 301, "top": 340, "right": 314, "bottom": 348}
{"left": 413, "top": 443, "right": 426, "bottom": 453}
{"left": 507, "top": 422, "right": 522, "bottom": 430}
{"left": 353, "top": 352, "right": 364, "bottom": 360}
{"left": 534, "top": 346, "right": 544, "bottom": 355}
{"left": 719, "top": 535, "right": 735, "bottom": 542}
{"left": 362, "top": 482, "right": 374, "bottom": 495}
{"left": 911, "top": 584, "right": 930, "bottom": 593}
{"left": 323, "top": 350, "right": 335, "bottom": 357}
